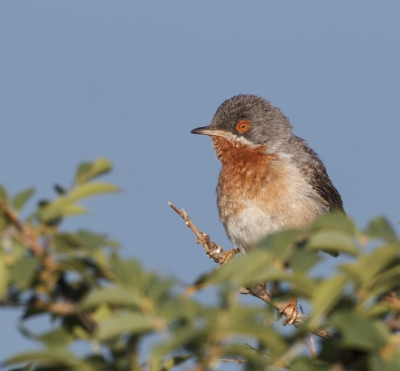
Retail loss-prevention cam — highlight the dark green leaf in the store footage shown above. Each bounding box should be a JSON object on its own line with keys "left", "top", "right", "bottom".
{"left": 76, "top": 158, "right": 112, "bottom": 184}
{"left": 307, "top": 230, "right": 359, "bottom": 256}
{"left": 5, "top": 349, "right": 93, "bottom": 370}
{"left": 0, "top": 184, "right": 9, "bottom": 204}
{"left": 12, "top": 188, "right": 35, "bottom": 211}
{"left": 366, "top": 216, "right": 397, "bottom": 242}
{"left": 256, "top": 228, "right": 302, "bottom": 261}
{"left": 54, "top": 184, "right": 66, "bottom": 195}
{"left": 80, "top": 286, "right": 140, "bottom": 309}
{"left": 76, "top": 230, "right": 119, "bottom": 249}
{"left": 0, "top": 255, "right": 9, "bottom": 298}
{"left": 159, "top": 295, "right": 201, "bottom": 321}
{"left": 159, "top": 355, "right": 191, "bottom": 370}
{"left": 10, "top": 256, "right": 38, "bottom": 289}
{"left": 341, "top": 244, "right": 399, "bottom": 287}
{"left": 54, "top": 233, "right": 82, "bottom": 252}
{"left": 97, "top": 312, "right": 157, "bottom": 341}
{"left": 309, "top": 275, "right": 348, "bottom": 328}
{"left": 75, "top": 162, "right": 92, "bottom": 184}
{"left": 289, "top": 249, "right": 321, "bottom": 273}
{"left": 37, "top": 328, "right": 72, "bottom": 347}
{"left": 8, "top": 363, "right": 33, "bottom": 371}
{"left": 40, "top": 198, "right": 87, "bottom": 221}
{"left": 329, "top": 311, "right": 389, "bottom": 351}
{"left": 310, "top": 212, "right": 356, "bottom": 235}
{"left": 110, "top": 258, "right": 143, "bottom": 287}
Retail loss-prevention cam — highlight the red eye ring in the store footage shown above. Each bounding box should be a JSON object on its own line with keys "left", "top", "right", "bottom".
{"left": 236, "top": 120, "right": 251, "bottom": 133}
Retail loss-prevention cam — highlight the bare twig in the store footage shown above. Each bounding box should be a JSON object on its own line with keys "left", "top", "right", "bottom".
{"left": 168, "top": 202, "right": 240, "bottom": 264}
{"left": 308, "top": 333, "right": 317, "bottom": 357}
{"left": 169, "top": 202, "right": 334, "bottom": 339}
{"left": 218, "top": 357, "right": 245, "bottom": 365}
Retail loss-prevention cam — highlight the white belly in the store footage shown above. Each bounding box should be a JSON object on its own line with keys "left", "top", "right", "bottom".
{"left": 225, "top": 203, "right": 283, "bottom": 252}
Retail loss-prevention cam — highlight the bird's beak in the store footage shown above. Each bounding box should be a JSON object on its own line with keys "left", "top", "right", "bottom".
{"left": 191, "top": 126, "right": 226, "bottom": 137}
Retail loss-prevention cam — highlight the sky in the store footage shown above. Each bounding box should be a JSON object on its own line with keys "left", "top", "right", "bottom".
{"left": 0, "top": 0, "right": 399, "bottom": 365}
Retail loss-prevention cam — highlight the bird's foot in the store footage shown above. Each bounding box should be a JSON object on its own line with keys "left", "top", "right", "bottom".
{"left": 214, "top": 248, "right": 240, "bottom": 265}
{"left": 277, "top": 298, "right": 298, "bottom": 326}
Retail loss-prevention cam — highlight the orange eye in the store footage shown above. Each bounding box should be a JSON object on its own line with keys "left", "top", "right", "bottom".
{"left": 236, "top": 120, "right": 251, "bottom": 133}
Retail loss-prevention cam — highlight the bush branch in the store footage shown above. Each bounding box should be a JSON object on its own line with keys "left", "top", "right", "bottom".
{"left": 0, "top": 197, "right": 43, "bottom": 256}
{"left": 168, "top": 202, "right": 333, "bottom": 339}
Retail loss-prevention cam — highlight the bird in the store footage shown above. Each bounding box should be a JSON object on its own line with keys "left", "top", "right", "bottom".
{"left": 191, "top": 94, "right": 344, "bottom": 325}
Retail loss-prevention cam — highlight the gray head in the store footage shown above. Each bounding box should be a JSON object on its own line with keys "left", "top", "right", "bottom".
{"left": 191, "top": 95, "right": 294, "bottom": 153}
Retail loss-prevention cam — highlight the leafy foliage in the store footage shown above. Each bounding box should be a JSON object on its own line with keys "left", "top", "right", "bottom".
{"left": 0, "top": 159, "right": 399, "bottom": 370}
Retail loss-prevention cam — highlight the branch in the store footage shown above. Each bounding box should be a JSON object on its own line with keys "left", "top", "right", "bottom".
{"left": 0, "top": 197, "right": 43, "bottom": 255}
{"left": 0, "top": 197, "right": 60, "bottom": 294}
{"left": 168, "top": 202, "right": 333, "bottom": 339}
{"left": 0, "top": 199, "right": 98, "bottom": 333}
{"left": 168, "top": 202, "right": 240, "bottom": 264}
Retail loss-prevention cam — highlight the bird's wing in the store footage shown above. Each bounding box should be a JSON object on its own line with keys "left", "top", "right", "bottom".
{"left": 299, "top": 147, "right": 344, "bottom": 212}
{"left": 298, "top": 148, "right": 344, "bottom": 258}
{"left": 303, "top": 162, "right": 344, "bottom": 212}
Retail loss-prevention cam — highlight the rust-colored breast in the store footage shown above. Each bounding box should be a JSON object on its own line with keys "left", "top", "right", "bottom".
{"left": 213, "top": 136, "right": 287, "bottom": 220}
{"left": 213, "top": 136, "right": 328, "bottom": 251}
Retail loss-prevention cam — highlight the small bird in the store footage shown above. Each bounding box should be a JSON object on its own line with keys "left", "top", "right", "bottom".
{"left": 191, "top": 94, "right": 344, "bottom": 324}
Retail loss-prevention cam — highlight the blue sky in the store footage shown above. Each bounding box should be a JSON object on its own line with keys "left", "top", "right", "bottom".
{"left": 0, "top": 1, "right": 399, "bottom": 363}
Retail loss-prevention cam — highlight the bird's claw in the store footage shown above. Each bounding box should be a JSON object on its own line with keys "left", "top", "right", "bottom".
{"left": 216, "top": 248, "right": 239, "bottom": 265}
{"left": 277, "top": 298, "right": 298, "bottom": 326}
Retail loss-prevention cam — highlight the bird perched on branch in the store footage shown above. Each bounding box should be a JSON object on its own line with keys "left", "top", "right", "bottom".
{"left": 191, "top": 94, "right": 344, "bottom": 325}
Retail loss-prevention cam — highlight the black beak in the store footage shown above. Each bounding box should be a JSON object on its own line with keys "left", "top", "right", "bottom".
{"left": 190, "top": 126, "right": 215, "bottom": 135}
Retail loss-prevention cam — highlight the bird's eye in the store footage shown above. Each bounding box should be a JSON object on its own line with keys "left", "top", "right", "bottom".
{"left": 236, "top": 120, "right": 251, "bottom": 133}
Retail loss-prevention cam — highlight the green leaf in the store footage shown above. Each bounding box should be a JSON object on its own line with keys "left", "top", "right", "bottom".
{"left": 367, "top": 265, "right": 400, "bottom": 297}
{"left": 307, "top": 230, "right": 359, "bottom": 256}
{"left": 309, "top": 274, "right": 348, "bottom": 328}
{"left": 5, "top": 348, "right": 93, "bottom": 371}
{"left": 329, "top": 311, "right": 389, "bottom": 351}
{"left": 364, "top": 302, "right": 391, "bottom": 318}
{"left": 227, "top": 306, "right": 273, "bottom": 336}
{"left": 110, "top": 258, "right": 143, "bottom": 287}
{"left": 69, "top": 181, "right": 119, "bottom": 201}
{"left": 150, "top": 331, "right": 206, "bottom": 371}
{"left": 203, "top": 249, "right": 279, "bottom": 286}
{"left": 8, "top": 363, "right": 33, "bottom": 371}
{"left": 204, "top": 250, "right": 315, "bottom": 295}
{"left": 80, "top": 286, "right": 140, "bottom": 309}
{"left": 97, "top": 312, "right": 157, "bottom": 341}
{"left": 76, "top": 230, "right": 120, "bottom": 250}
{"left": 0, "top": 184, "right": 9, "bottom": 204}
{"left": 289, "top": 249, "right": 321, "bottom": 273}
{"left": 10, "top": 257, "right": 38, "bottom": 289}
{"left": 37, "top": 328, "right": 73, "bottom": 347}
{"left": 366, "top": 216, "right": 397, "bottom": 242}
{"left": 76, "top": 230, "right": 107, "bottom": 249}
{"left": 159, "top": 355, "right": 191, "bottom": 371}
{"left": 310, "top": 211, "right": 356, "bottom": 235}
{"left": 0, "top": 254, "right": 9, "bottom": 298}
{"left": 256, "top": 228, "right": 302, "bottom": 261}
{"left": 0, "top": 214, "right": 7, "bottom": 234}
{"left": 12, "top": 188, "right": 35, "bottom": 211}
{"left": 76, "top": 162, "right": 92, "bottom": 182}
{"left": 341, "top": 244, "right": 399, "bottom": 287}
{"left": 40, "top": 198, "right": 87, "bottom": 221}
{"left": 76, "top": 158, "right": 112, "bottom": 184}
{"left": 159, "top": 295, "right": 201, "bottom": 322}
{"left": 54, "top": 233, "right": 82, "bottom": 252}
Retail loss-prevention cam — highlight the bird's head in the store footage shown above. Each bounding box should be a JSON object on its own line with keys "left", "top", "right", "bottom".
{"left": 191, "top": 94, "right": 293, "bottom": 153}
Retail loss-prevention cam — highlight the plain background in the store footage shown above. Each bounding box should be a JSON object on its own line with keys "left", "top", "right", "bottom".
{"left": 0, "top": 1, "right": 399, "bottom": 364}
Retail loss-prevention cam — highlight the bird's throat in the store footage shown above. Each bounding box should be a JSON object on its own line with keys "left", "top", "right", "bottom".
{"left": 212, "top": 136, "right": 272, "bottom": 168}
